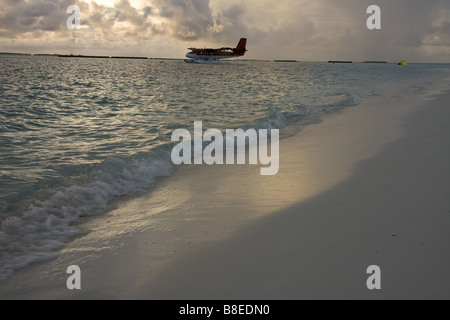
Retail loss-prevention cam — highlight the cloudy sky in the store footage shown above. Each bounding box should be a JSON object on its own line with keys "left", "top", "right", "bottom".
{"left": 0, "top": 0, "right": 449, "bottom": 62}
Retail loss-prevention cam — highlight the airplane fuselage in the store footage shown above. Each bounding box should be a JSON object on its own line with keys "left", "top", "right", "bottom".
{"left": 185, "top": 38, "right": 247, "bottom": 62}
{"left": 185, "top": 52, "right": 241, "bottom": 60}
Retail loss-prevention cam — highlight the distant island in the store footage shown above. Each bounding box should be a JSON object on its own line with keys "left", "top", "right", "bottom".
{"left": 328, "top": 61, "right": 353, "bottom": 64}
{"left": 58, "top": 54, "right": 148, "bottom": 60}
{"left": 1, "top": 53, "right": 448, "bottom": 64}
{"left": 0, "top": 52, "right": 32, "bottom": 56}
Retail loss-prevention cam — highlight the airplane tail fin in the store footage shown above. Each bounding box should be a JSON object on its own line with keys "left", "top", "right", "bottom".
{"left": 234, "top": 38, "right": 247, "bottom": 54}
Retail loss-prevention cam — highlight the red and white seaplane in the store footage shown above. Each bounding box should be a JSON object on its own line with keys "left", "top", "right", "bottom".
{"left": 185, "top": 38, "right": 247, "bottom": 64}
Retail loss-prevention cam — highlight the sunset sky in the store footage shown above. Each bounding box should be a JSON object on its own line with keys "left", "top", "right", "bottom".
{"left": 1, "top": 0, "right": 450, "bottom": 62}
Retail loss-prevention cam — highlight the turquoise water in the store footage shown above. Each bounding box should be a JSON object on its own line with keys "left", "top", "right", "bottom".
{"left": 0, "top": 55, "right": 448, "bottom": 281}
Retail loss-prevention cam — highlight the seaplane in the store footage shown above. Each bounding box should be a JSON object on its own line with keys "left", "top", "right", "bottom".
{"left": 185, "top": 38, "right": 247, "bottom": 64}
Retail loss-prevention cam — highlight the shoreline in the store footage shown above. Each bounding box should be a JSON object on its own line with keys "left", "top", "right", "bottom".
{"left": 1, "top": 82, "right": 449, "bottom": 299}
{"left": 141, "top": 87, "right": 450, "bottom": 300}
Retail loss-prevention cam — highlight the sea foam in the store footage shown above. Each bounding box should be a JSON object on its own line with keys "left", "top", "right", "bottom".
{"left": 0, "top": 153, "right": 172, "bottom": 281}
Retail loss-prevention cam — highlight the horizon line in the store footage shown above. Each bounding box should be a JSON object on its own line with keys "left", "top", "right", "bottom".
{"left": 1, "top": 51, "right": 449, "bottom": 65}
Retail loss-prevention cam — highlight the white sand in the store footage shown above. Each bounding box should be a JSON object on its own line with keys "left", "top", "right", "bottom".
{"left": 1, "top": 84, "right": 449, "bottom": 300}
{"left": 132, "top": 88, "right": 450, "bottom": 300}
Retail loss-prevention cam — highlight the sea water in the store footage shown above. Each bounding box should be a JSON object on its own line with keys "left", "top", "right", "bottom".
{"left": 0, "top": 55, "right": 448, "bottom": 281}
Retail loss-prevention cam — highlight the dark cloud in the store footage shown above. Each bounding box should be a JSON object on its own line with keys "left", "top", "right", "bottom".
{"left": 0, "top": 0, "right": 449, "bottom": 62}
{"left": 0, "top": 0, "right": 77, "bottom": 38}
{"left": 0, "top": 0, "right": 245, "bottom": 42}
{"left": 242, "top": 0, "right": 450, "bottom": 61}
{"left": 151, "top": 0, "right": 216, "bottom": 40}
{"left": 214, "top": 3, "right": 247, "bottom": 42}
{"left": 353, "top": 0, "right": 450, "bottom": 61}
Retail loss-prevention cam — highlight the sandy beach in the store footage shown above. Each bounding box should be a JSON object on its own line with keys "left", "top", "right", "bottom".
{"left": 1, "top": 81, "right": 449, "bottom": 300}
{"left": 3, "top": 0, "right": 450, "bottom": 304}
{"left": 134, "top": 86, "right": 450, "bottom": 300}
